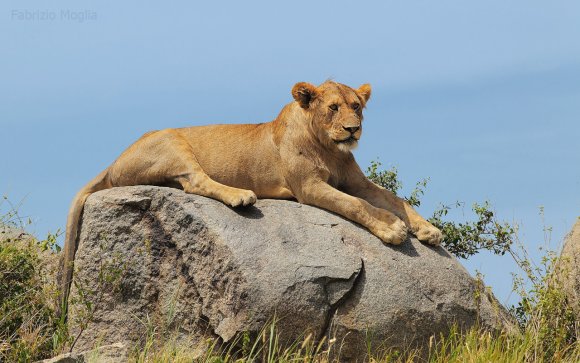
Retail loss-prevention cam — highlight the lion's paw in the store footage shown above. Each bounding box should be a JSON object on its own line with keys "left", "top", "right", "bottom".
{"left": 375, "top": 219, "right": 408, "bottom": 245}
{"left": 226, "top": 190, "right": 257, "bottom": 207}
{"left": 414, "top": 223, "right": 443, "bottom": 246}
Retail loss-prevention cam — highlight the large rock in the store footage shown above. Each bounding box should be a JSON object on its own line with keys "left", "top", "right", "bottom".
{"left": 68, "top": 186, "right": 513, "bottom": 360}
{"left": 558, "top": 218, "right": 580, "bottom": 315}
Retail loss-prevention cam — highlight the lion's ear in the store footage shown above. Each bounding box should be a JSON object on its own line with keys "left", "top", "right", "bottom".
{"left": 357, "top": 84, "right": 372, "bottom": 103}
{"left": 292, "top": 82, "right": 319, "bottom": 109}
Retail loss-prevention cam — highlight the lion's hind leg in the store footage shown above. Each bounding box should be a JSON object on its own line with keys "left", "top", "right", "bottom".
{"left": 164, "top": 139, "right": 257, "bottom": 207}
{"left": 167, "top": 145, "right": 257, "bottom": 207}
{"left": 176, "top": 173, "right": 257, "bottom": 207}
{"left": 110, "top": 129, "right": 256, "bottom": 208}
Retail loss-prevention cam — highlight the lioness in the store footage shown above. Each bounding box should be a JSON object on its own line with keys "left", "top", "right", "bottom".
{"left": 59, "top": 81, "right": 442, "bottom": 315}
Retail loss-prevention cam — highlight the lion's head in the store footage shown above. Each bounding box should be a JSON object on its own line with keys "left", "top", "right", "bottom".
{"left": 291, "top": 81, "right": 371, "bottom": 152}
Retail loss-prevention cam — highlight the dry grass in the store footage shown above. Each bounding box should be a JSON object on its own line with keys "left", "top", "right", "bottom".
{"left": 127, "top": 322, "right": 579, "bottom": 363}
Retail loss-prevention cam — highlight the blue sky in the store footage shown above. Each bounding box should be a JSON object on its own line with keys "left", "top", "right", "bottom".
{"left": 1, "top": 0, "right": 579, "bottom": 305}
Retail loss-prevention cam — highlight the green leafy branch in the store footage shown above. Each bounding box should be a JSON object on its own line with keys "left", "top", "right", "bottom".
{"left": 365, "top": 159, "right": 515, "bottom": 259}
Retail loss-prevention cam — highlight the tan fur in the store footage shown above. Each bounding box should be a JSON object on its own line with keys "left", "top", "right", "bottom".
{"left": 58, "top": 81, "right": 442, "bottom": 317}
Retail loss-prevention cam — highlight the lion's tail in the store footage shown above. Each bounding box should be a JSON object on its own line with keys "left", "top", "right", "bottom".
{"left": 57, "top": 168, "right": 112, "bottom": 319}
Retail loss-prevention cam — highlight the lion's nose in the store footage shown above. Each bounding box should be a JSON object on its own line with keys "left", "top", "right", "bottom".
{"left": 343, "top": 126, "right": 359, "bottom": 134}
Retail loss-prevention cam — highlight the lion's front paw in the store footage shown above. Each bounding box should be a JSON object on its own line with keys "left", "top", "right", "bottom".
{"left": 225, "top": 190, "right": 257, "bottom": 207}
{"left": 375, "top": 219, "right": 408, "bottom": 245}
{"left": 414, "top": 222, "right": 443, "bottom": 246}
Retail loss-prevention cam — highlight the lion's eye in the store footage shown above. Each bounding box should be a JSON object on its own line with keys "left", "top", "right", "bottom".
{"left": 329, "top": 104, "right": 339, "bottom": 111}
{"left": 352, "top": 103, "right": 360, "bottom": 110}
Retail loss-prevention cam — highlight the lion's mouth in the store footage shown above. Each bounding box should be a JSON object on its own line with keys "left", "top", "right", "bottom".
{"left": 335, "top": 136, "right": 358, "bottom": 144}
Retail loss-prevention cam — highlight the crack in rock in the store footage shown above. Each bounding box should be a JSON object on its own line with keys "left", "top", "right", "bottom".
{"left": 319, "top": 259, "right": 365, "bottom": 342}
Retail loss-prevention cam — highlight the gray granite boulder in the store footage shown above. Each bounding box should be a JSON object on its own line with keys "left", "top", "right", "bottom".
{"left": 558, "top": 218, "right": 580, "bottom": 316}
{"left": 68, "top": 186, "right": 513, "bottom": 360}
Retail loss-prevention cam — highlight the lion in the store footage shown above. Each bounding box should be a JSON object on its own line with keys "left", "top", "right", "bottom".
{"left": 58, "top": 80, "right": 442, "bottom": 316}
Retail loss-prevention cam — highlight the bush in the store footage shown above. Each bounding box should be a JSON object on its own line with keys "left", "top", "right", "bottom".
{"left": 366, "top": 160, "right": 515, "bottom": 259}
{"left": 0, "top": 198, "right": 66, "bottom": 361}
{"left": 508, "top": 212, "right": 579, "bottom": 361}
